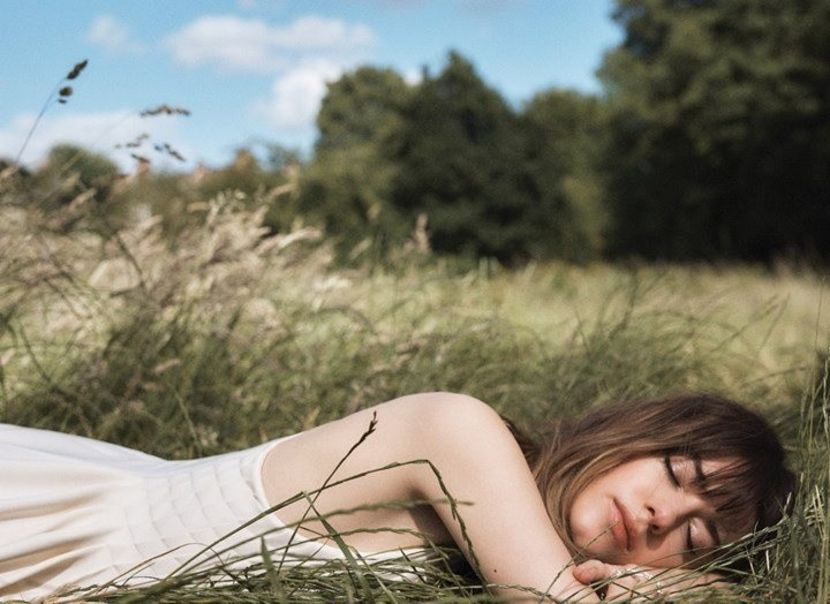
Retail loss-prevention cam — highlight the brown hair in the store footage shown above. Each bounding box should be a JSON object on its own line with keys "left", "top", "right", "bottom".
{"left": 506, "top": 393, "right": 796, "bottom": 560}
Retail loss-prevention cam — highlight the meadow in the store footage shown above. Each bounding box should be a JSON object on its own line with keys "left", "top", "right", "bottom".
{"left": 0, "top": 186, "right": 827, "bottom": 602}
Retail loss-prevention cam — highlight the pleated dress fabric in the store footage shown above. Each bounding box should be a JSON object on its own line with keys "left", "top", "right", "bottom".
{"left": 0, "top": 424, "right": 364, "bottom": 602}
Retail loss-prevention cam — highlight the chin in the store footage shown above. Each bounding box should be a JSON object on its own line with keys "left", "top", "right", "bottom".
{"left": 584, "top": 543, "right": 620, "bottom": 564}
{"left": 598, "top": 548, "right": 627, "bottom": 565}
{"left": 574, "top": 529, "right": 628, "bottom": 564}
{"left": 571, "top": 530, "right": 614, "bottom": 562}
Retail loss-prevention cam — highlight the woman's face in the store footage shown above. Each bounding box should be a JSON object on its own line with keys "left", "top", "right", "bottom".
{"left": 568, "top": 455, "right": 750, "bottom": 567}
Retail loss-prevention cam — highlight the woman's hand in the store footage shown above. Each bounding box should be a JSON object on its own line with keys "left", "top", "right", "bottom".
{"left": 573, "top": 560, "right": 664, "bottom": 601}
{"left": 573, "top": 559, "right": 725, "bottom": 601}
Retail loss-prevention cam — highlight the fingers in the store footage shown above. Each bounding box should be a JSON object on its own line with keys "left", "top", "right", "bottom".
{"left": 573, "top": 561, "right": 668, "bottom": 602}
{"left": 573, "top": 559, "right": 611, "bottom": 585}
{"left": 573, "top": 560, "right": 623, "bottom": 602}
{"left": 604, "top": 571, "right": 667, "bottom": 602}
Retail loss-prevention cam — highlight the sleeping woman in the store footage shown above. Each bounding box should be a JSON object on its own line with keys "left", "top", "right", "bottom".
{"left": 0, "top": 392, "right": 795, "bottom": 601}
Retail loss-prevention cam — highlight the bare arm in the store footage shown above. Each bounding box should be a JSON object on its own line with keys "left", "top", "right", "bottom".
{"left": 264, "top": 392, "right": 597, "bottom": 601}
{"left": 406, "top": 394, "right": 591, "bottom": 600}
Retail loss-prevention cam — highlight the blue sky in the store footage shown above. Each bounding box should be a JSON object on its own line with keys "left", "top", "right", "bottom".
{"left": 1, "top": 0, "right": 620, "bottom": 171}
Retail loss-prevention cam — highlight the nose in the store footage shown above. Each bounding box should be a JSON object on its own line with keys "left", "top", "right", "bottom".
{"left": 645, "top": 504, "right": 674, "bottom": 535}
{"left": 645, "top": 493, "right": 701, "bottom": 536}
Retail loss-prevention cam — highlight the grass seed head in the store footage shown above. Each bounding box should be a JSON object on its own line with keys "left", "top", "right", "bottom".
{"left": 66, "top": 59, "right": 88, "bottom": 80}
{"left": 140, "top": 104, "right": 191, "bottom": 117}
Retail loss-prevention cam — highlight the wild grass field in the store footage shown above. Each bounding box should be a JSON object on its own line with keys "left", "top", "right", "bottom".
{"left": 0, "top": 192, "right": 828, "bottom": 602}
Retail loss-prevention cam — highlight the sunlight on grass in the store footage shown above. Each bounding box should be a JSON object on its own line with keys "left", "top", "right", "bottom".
{"left": 0, "top": 190, "right": 827, "bottom": 602}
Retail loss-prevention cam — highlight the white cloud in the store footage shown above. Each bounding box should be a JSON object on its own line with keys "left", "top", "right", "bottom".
{"left": 0, "top": 110, "right": 191, "bottom": 172}
{"left": 163, "top": 14, "right": 376, "bottom": 137}
{"left": 87, "top": 15, "right": 144, "bottom": 53}
{"left": 253, "top": 60, "right": 343, "bottom": 132}
{"left": 272, "top": 16, "right": 375, "bottom": 50}
{"left": 164, "top": 15, "right": 375, "bottom": 73}
{"left": 403, "top": 67, "right": 423, "bottom": 86}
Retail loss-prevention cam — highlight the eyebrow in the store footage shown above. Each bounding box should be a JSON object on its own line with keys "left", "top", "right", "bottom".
{"left": 693, "top": 456, "right": 722, "bottom": 547}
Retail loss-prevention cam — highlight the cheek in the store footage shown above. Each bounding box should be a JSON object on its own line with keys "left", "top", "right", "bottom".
{"left": 568, "top": 490, "right": 606, "bottom": 545}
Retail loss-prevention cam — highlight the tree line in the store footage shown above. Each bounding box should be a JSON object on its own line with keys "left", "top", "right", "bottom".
{"left": 301, "top": 54, "right": 608, "bottom": 263}
{"left": 7, "top": 0, "right": 829, "bottom": 265}
{"left": 300, "top": 0, "right": 830, "bottom": 264}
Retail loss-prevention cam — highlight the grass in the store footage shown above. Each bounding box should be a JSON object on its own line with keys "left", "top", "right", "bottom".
{"left": 0, "top": 175, "right": 828, "bottom": 601}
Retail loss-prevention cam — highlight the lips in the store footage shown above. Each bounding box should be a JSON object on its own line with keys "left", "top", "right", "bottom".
{"left": 611, "top": 499, "right": 635, "bottom": 552}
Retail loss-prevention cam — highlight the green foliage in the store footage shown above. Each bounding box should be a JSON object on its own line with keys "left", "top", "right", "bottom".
{"left": 197, "top": 149, "right": 269, "bottom": 199}
{"left": 0, "top": 159, "right": 33, "bottom": 206}
{"left": 601, "top": 0, "right": 830, "bottom": 261}
{"left": 521, "top": 90, "right": 610, "bottom": 261}
{"left": 315, "top": 67, "right": 411, "bottom": 154}
{"left": 112, "top": 171, "right": 202, "bottom": 241}
{"left": 30, "top": 144, "right": 123, "bottom": 227}
{"left": 300, "top": 143, "right": 409, "bottom": 259}
{"left": 8, "top": 308, "right": 244, "bottom": 457}
{"left": 390, "top": 52, "right": 540, "bottom": 262}
{"left": 108, "top": 147, "right": 300, "bottom": 243}
{"left": 42, "top": 143, "right": 119, "bottom": 189}
{"left": 300, "top": 54, "right": 613, "bottom": 264}
{"left": 299, "top": 67, "right": 412, "bottom": 257}
{"left": 197, "top": 149, "right": 298, "bottom": 234}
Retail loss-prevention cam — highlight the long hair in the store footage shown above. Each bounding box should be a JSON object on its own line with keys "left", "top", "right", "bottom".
{"left": 504, "top": 393, "right": 796, "bottom": 559}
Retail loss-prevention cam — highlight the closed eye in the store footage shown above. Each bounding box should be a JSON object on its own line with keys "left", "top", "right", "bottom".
{"left": 663, "top": 454, "right": 681, "bottom": 487}
{"left": 664, "top": 455, "right": 696, "bottom": 552}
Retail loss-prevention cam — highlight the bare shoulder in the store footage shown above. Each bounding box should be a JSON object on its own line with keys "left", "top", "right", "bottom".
{"left": 262, "top": 393, "right": 582, "bottom": 599}
{"left": 260, "top": 391, "right": 516, "bottom": 524}
{"left": 260, "top": 392, "right": 509, "bottom": 550}
{"left": 264, "top": 392, "right": 508, "bottom": 488}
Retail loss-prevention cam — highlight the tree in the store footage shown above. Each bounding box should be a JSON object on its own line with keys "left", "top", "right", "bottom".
{"left": 315, "top": 67, "right": 410, "bottom": 153}
{"left": 31, "top": 144, "right": 123, "bottom": 228}
{"left": 521, "top": 89, "right": 609, "bottom": 261}
{"left": 299, "top": 67, "right": 412, "bottom": 256}
{"left": 40, "top": 143, "right": 120, "bottom": 196}
{"left": 390, "top": 52, "right": 539, "bottom": 262}
{"left": 601, "top": 0, "right": 830, "bottom": 261}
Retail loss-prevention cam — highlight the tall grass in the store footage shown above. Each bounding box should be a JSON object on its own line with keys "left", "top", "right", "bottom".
{"left": 0, "top": 173, "right": 827, "bottom": 601}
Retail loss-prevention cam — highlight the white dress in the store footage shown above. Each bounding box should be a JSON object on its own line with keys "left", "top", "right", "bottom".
{"left": 0, "top": 423, "right": 415, "bottom": 602}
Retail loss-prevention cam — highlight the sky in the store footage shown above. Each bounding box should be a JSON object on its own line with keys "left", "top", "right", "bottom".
{"left": 0, "top": 0, "right": 620, "bottom": 172}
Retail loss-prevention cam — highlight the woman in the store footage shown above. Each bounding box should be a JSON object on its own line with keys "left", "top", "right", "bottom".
{"left": 0, "top": 392, "right": 794, "bottom": 602}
